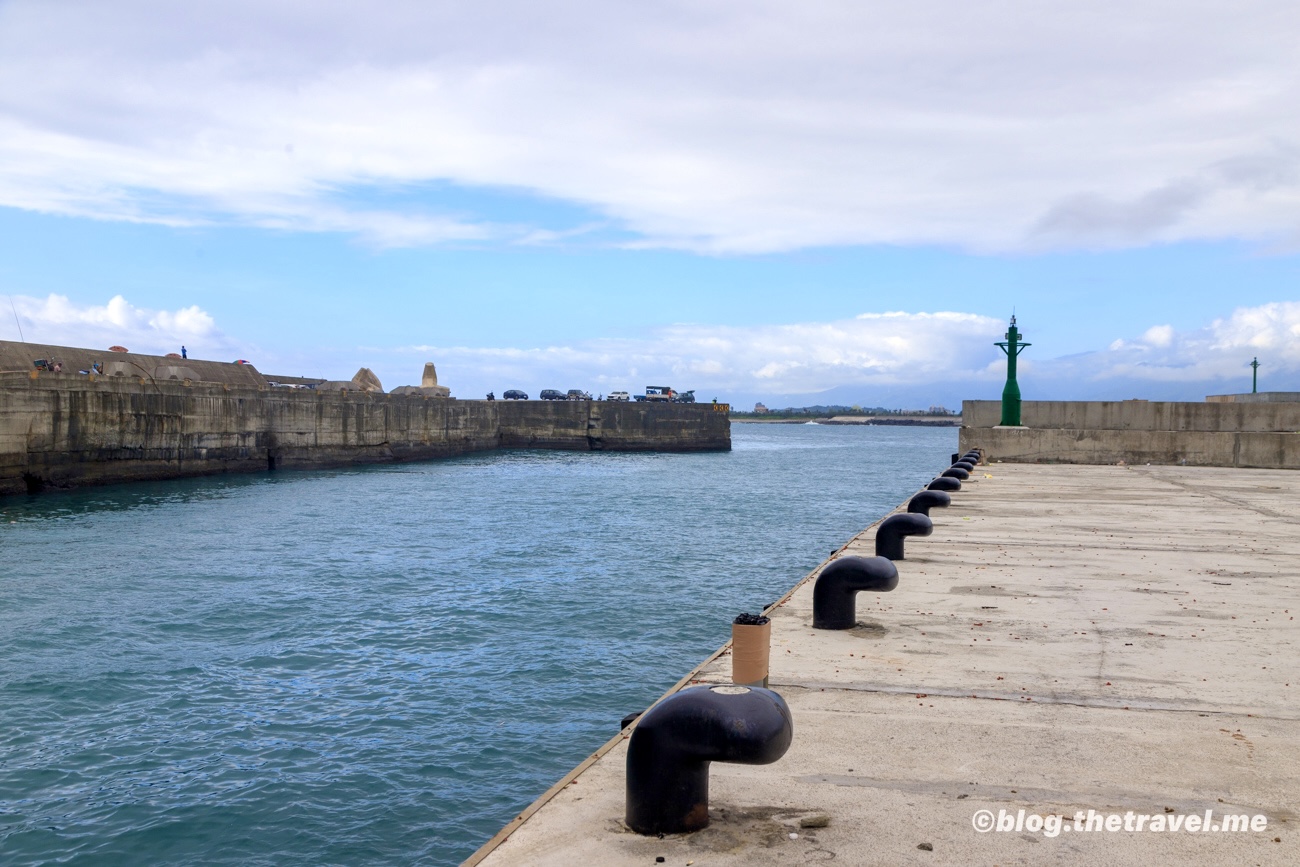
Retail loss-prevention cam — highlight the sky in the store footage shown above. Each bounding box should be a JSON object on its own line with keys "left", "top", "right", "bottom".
{"left": 1, "top": 1, "right": 1298, "bottom": 410}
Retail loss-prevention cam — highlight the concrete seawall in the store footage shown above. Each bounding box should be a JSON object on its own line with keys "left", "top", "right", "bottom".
{"left": 960, "top": 399, "right": 1300, "bottom": 467}
{"left": 1, "top": 373, "right": 730, "bottom": 496}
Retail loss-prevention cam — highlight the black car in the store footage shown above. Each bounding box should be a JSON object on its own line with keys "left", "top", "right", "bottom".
{"left": 566, "top": 389, "right": 592, "bottom": 400}
{"left": 503, "top": 389, "right": 528, "bottom": 400}
{"left": 540, "top": 389, "right": 566, "bottom": 400}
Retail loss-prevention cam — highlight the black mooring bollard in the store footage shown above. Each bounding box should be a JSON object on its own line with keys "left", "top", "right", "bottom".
{"left": 626, "top": 685, "right": 793, "bottom": 835}
{"left": 876, "top": 513, "right": 933, "bottom": 560}
{"left": 812, "top": 555, "right": 899, "bottom": 629}
{"left": 908, "top": 489, "right": 951, "bottom": 516}
{"left": 953, "top": 460, "right": 976, "bottom": 472}
{"left": 928, "top": 476, "right": 961, "bottom": 492}
{"left": 962, "top": 451, "right": 981, "bottom": 464}
{"left": 941, "top": 466, "right": 970, "bottom": 480}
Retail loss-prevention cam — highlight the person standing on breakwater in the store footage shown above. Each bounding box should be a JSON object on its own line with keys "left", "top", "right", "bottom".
{"left": 181, "top": 346, "right": 187, "bottom": 359}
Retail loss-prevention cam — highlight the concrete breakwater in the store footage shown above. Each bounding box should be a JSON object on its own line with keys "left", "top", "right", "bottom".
{"left": 961, "top": 398, "right": 1300, "bottom": 468}
{"left": 0, "top": 373, "right": 729, "bottom": 496}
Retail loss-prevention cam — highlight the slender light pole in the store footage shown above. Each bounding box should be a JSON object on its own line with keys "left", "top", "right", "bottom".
{"left": 1250, "top": 357, "right": 1260, "bottom": 394}
{"left": 7, "top": 295, "right": 23, "bottom": 342}
{"left": 995, "top": 315, "right": 1031, "bottom": 426}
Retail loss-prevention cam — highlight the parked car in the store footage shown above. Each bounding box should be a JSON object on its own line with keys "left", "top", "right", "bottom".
{"left": 540, "top": 389, "right": 566, "bottom": 400}
{"left": 566, "top": 389, "right": 592, "bottom": 400}
{"left": 607, "top": 391, "right": 630, "bottom": 401}
{"left": 503, "top": 389, "right": 528, "bottom": 400}
{"left": 673, "top": 390, "right": 696, "bottom": 403}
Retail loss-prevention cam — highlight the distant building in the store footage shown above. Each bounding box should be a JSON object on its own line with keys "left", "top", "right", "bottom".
{"left": 928, "top": 405, "right": 951, "bottom": 415}
{"left": 754, "top": 402, "right": 769, "bottom": 414}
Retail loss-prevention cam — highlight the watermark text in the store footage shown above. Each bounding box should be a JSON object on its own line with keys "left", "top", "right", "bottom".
{"left": 971, "top": 808, "right": 1268, "bottom": 838}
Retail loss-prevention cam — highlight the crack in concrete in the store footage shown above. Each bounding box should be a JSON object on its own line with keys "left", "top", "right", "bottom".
{"left": 1132, "top": 468, "right": 1294, "bottom": 520}
{"left": 763, "top": 681, "right": 1300, "bottom": 720}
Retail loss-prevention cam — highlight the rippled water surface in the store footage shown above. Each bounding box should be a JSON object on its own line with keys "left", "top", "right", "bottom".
{"left": 0, "top": 423, "right": 956, "bottom": 865}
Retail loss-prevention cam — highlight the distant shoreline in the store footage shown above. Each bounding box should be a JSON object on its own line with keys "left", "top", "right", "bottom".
{"left": 733, "top": 415, "right": 961, "bottom": 426}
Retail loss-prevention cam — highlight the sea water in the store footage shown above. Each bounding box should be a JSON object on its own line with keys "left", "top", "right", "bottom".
{"left": 0, "top": 423, "right": 956, "bottom": 865}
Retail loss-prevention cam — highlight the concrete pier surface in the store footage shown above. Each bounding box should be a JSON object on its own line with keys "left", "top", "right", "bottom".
{"left": 469, "top": 463, "right": 1298, "bottom": 866}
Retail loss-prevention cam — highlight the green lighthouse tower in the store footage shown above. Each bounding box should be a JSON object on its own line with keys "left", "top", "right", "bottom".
{"left": 995, "top": 315, "right": 1031, "bottom": 427}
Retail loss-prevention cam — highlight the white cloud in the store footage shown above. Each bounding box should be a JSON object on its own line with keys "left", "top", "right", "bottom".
{"left": 1047, "top": 301, "right": 1300, "bottom": 385}
{"left": 4, "top": 293, "right": 243, "bottom": 358}
{"left": 1141, "top": 324, "right": 1175, "bottom": 347}
{"left": 1, "top": 2, "right": 1299, "bottom": 252}
{"left": 400, "top": 303, "right": 1300, "bottom": 402}
{"left": 1209, "top": 301, "right": 1300, "bottom": 353}
{"left": 8, "top": 293, "right": 1296, "bottom": 403}
{"left": 401, "top": 311, "right": 1007, "bottom": 396}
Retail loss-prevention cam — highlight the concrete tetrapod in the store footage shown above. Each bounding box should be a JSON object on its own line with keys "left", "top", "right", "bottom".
{"left": 928, "top": 476, "right": 961, "bottom": 492}
{"left": 907, "top": 489, "right": 951, "bottom": 517}
{"left": 941, "top": 466, "right": 970, "bottom": 480}
{"left": 812, "top": 555, "right": 900, "bottom": 629}
{"left": 875, "top": 512, "right": 934, "bottom": 560}
{"left": 625, "top": 685, "right": 794, "bottom": 835}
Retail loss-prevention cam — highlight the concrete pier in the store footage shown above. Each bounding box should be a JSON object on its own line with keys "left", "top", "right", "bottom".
{"left": 468, "top": 463, "right": 1298, "bottom": 865}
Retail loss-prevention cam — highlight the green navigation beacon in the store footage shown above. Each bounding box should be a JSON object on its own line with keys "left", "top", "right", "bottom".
{"left": 995, "top": 315, "right": 1031, "bottom": 427}
{"left": 1251, "top": 357, "right": 1260, "bottom": 394}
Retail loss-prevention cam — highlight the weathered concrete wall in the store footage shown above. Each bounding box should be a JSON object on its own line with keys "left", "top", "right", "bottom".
{"left": 960, "top": 399, "right": 1300, "bottom": 468}
{"left": 962, "top": 399, "right": 1300, "bottom": 432}
{"left": 495, "top": 400, "right": 731, "bottom": 452}
{"left": 1206, "top": 391, "right": 1300, "bottom": 403}
{"left": 1, "top": 374, "right": 730, "bottom": 496}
